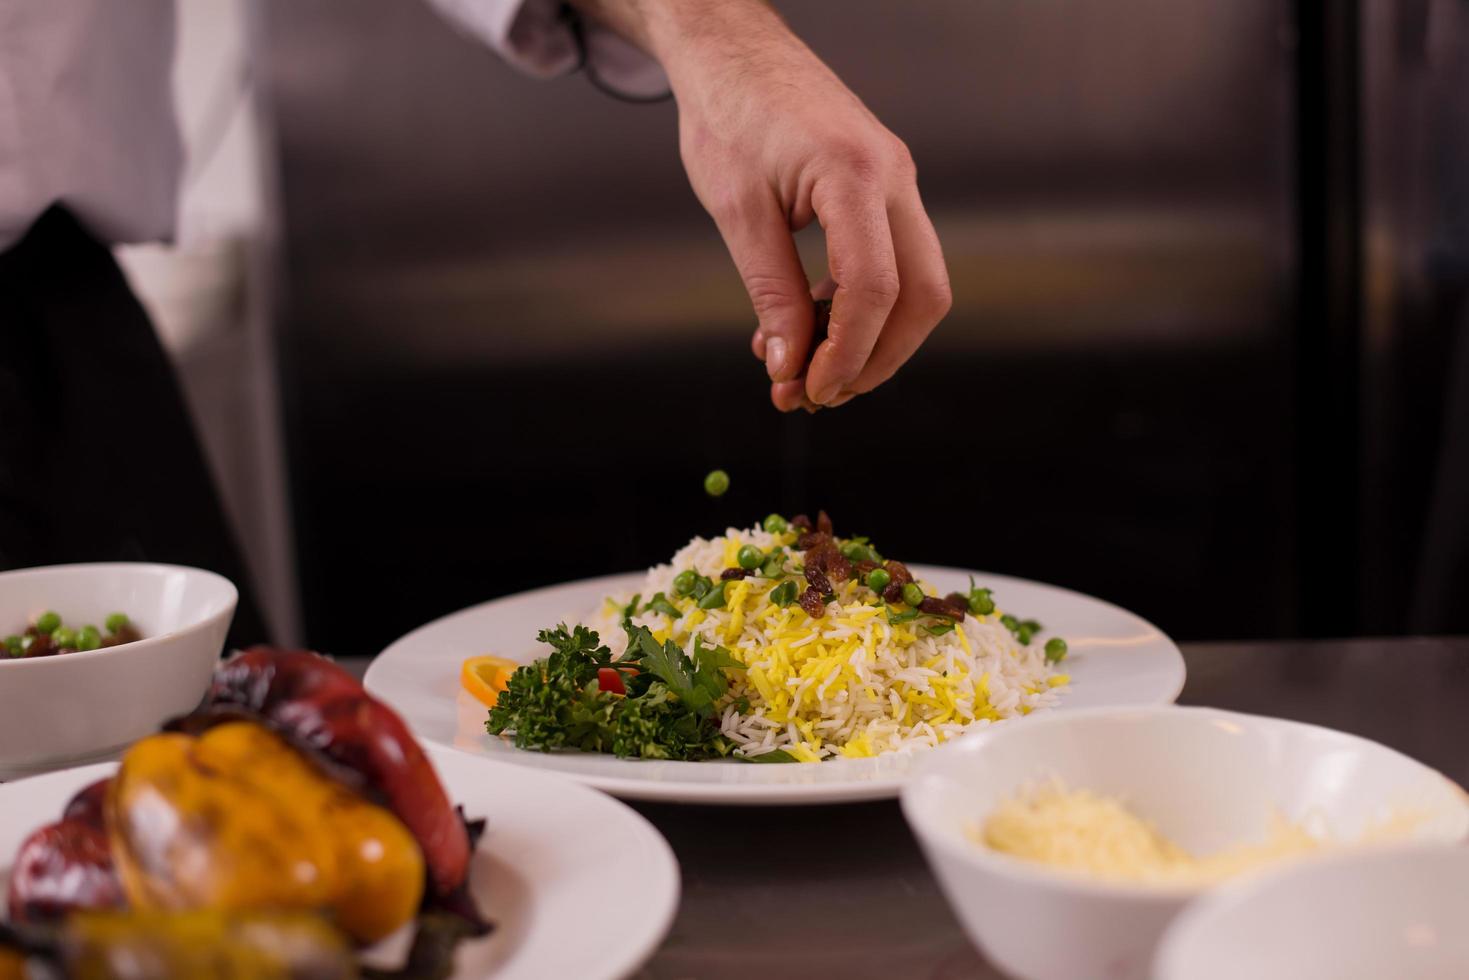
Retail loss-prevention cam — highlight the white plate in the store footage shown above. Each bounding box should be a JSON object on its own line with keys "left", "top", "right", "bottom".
{"left": 0, "top": 745, "right": 679, "bottom": 980}
{"left": 366, "top": 567, "right": 1186, "bottom": 805}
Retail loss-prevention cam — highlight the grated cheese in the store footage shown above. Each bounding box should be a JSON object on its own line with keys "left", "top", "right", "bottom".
{"left": 976, "top": 781, "right": 1422, "bottom": 886}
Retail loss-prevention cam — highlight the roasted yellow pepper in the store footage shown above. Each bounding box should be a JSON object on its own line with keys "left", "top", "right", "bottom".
{"left": 107, "top": 722, "right": 424, "bottom": 944}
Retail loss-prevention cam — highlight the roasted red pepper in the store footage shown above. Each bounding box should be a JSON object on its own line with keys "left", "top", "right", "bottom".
{"left": 6, "top": 781, "right": 124, "bottom": 924}
{"left": 172, "top": 647, "right": 472, "bottom": 899}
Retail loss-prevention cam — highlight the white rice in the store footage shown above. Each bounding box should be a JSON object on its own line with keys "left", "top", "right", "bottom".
{"left": 587, "top": 525, "right": 1069, "bottom": 762}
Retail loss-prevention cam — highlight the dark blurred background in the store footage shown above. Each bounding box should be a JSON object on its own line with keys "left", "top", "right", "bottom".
{"left": 216, "top": 0, "right": 1466, "bottom": 655}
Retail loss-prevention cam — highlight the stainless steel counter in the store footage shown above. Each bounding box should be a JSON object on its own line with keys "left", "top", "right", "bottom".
{"left": 343, "top": 637, "right": 1469, "bottom": 979}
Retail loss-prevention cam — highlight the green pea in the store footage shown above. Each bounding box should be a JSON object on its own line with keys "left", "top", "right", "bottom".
{"left": 673, "top": 570, "right": 698, "bottom": 597}
{"left": 35, "top": 611, "right": 60, "bottom": 634}
{"left": 51, "top": 627, "right": 77, "bottom": 649}
{"left": 737, "top": 544, "right": 763, "bottom": 570}
{"left": 902, "top": 583, "right": 924, "bottom": 607}
{"left": 1016, "top": 624, "right": 1035, "bottom": 646}
{"left": 105, "top": 612, "right": 130, "bottom": 633}
{"left": 763, "top": 514, "right": 788, "bottom": 534}
{"left": 968, "top": 589, "right": 995, "bottom": 615}
{"left": 698, "top": 580, "right": 729, "bottom": 609}
{"left": 3, "top": 635, "right": 22, "bottom": 657}
{"left": 1000, "top": 614, "right": 1018, "bottom": 631}
{"left": 76, "top": 625, "right": 102, "bottom": 652}
{"left": 703, "top": 469, "right": 730, "bottom": 497}
{"left": 866, "top": 568, "right": 892, "bottom": 593}
{"left": 840, "top": 541, "right": 872, "bottom": 562}
{"left": 1020, "top": 619, "right": 1042, "bottom": 633}
{"left": 1045, "top": 638, "right": 1068, "bottom": 663}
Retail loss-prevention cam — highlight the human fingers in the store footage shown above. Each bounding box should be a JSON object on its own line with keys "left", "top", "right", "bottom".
{"left": 803, "top": 177, "right": 899, "bottom": 405}
{"left": 847, "top": 180, "right": 950, "bottom": 394}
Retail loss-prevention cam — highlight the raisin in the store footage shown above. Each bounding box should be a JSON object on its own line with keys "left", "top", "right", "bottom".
{"left": 798, "top": 586, "right": 828, "bottom": 618}
{"left": 720, "top": 568, "right": 750, "bottom": 580}
{"left": 790, "top": 514, "right": 813, "bottom": 532}
{"left": 817, "top": 510, "right": 834, "bottom": 535}
{"left": 920, "top": 596, "right": 967, "bottom": 621}
{"left": 945, "top": 592, "right": 970, "bottom": 610}
{"left": 827, "top": 553, "right": 852, "bottom": 582}
{"left": 883, "top": 560, "right": 914, "bottom": 586}
{"left": 883, "top": 582, "right": 905, "bottom": 604}
{"left": 805, "top": 565, "right": 833, "bottom": 596}
{"left": 853, "top": 559, "right": 878, "bottom": 578}
{"left": 798, "top": 530, "right": 832, "bottom": 551}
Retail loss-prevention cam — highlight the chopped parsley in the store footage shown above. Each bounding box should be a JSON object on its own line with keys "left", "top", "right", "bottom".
{"left": 486, "top": 623, "right": 750, "bottom": 761}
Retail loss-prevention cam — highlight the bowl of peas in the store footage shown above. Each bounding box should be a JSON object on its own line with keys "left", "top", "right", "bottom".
{"left": 0, "top": 562, "right": 237, "bottom": 779}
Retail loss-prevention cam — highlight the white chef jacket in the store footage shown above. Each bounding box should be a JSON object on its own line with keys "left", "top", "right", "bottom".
{"left": 0, "top": 0, "right": 665, "bottom": 252}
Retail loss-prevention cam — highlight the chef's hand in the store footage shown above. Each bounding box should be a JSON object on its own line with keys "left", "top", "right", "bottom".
{"left": 571, "top": 0, "right": 951, "bottom": 411}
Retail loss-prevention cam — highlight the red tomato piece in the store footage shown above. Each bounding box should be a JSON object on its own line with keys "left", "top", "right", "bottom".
{"left": 597, "top": 667, "right": 626, "bottom": 695}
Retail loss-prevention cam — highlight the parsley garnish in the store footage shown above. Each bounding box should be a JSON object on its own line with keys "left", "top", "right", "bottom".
{"left": 486, "top": 623, "right": 746, "bottom": 761}
{"left": 769, "top": 580, "right": 799, "bottom": 607}
{"left": 642, "top": 592, "right": 682, "bottom": 619}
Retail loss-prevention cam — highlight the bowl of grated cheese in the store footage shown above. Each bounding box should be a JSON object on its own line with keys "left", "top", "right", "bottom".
{"left": 900, "top": 706, "right": 1469, "bottom": 980}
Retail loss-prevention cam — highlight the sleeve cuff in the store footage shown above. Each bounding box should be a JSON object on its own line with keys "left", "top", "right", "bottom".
{"left": 571, "top": 12, "right": 671, "bottom": 102}
{"left": 427, "top": 0, "right": 670, "bottom": 101}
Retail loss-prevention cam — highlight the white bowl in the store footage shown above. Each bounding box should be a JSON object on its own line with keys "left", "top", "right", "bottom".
{"left": 900, "top": 706, "right": 1469, "bottom": 980}
{"left": 0, "top": 563, "right": 237, "bottom": 779}
{"left": 1155, "top": 846, "right": 1469, "bottom": 980}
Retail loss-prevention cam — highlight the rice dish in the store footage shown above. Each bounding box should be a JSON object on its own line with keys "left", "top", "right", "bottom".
{"left": 587, "top": 520, "right": 1069, "bottom": 762}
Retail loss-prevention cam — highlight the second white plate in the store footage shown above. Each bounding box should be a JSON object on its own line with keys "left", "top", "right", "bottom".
{"left": 365, "top": 567, "right": 1186, "bottom": 805}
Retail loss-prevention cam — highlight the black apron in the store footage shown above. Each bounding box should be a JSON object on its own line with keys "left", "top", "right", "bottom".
{"left": 0, "top": 206, "right": 268, "bottom": 649}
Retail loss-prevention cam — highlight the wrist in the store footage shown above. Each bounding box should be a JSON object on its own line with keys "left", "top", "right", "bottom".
{"left": 569, "top": 0, "right": 792, "bottom": 93}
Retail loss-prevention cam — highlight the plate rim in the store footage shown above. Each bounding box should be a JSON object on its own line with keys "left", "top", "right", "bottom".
{"left": 368, "top": 565, "right": 1186, "bottom": 805}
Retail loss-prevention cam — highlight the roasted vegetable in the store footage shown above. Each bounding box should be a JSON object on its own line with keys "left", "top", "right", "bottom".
{"left": 1, "top": 909, "right": 357, "bottom": 980}
{"left": 173, "top": 648, "right": 471, "bottom": 900}
{"left": 62, "top": 780, "right": 111, "bottom": 829}
{"left": 108, "top": 723, "right": 424, "bottom": 944}
{"left": 7, "top": 648, "right": 489, "bottom": 969}
{"left": 6, "top": 780, "right": 124, "bottom": 925}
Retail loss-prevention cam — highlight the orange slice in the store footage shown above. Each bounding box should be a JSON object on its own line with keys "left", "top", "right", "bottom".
{"left": 461, "top": 655, "right": 519, "bottom": 708}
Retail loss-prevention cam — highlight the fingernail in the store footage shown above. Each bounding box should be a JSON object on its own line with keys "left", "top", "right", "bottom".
{"left": 766, "top": 337, "right": 787, "bottom": 380}
{"left": 828, "top": 391, "right": 857, "bottom": 408}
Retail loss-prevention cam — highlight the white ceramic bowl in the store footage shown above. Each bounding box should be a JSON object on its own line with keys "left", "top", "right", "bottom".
{"left": 0, "top": 563, "right": 237, "bottom": 779}
{"left": 1155, "top": 845, "right": 1469, "bottom": 980}
{"left": 900, "top": 706, "right": 1469, "bottom": 980}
